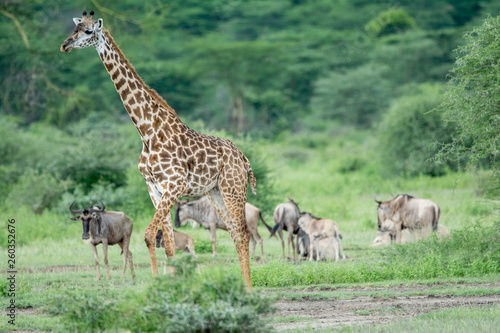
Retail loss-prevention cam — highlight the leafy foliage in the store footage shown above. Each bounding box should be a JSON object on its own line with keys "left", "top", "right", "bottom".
{"left": 48, "top": 256, "right": 275, "bottom": 332}
{"left": 376, "top": 84, "right": 457, "bottom": 177}
{"left": 439, "top": 14, "right": 500, "bottom": 195}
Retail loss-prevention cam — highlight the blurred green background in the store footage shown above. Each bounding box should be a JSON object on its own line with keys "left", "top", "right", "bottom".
{"left": 1, "top": 0, "right": 499, "bottom": 248}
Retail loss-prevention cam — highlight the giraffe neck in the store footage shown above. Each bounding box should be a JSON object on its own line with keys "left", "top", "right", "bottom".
{"left": 95, "top": 29, "right": 179, "bottom": 140}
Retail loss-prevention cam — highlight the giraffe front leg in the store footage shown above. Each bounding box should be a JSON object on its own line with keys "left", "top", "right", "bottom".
{"left": 145, "top": 184, "right": 185, "bottom": 277}
{"left": 160, "top": 214, "right": 176, "bottom": 276}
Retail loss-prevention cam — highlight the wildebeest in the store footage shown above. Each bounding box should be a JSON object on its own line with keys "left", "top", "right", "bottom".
{"left": 174, "top": 196, "right": 273, "bottom": 257}
{"left": 372, "top": 224, "right": 450, "bottom": 246}
{"left": 297, "top": 212, "right": 345, "bottom": 261}
{"left": 156, "top": 229, "right": 196, "bottom": 255}
{"left": 297, "top": 231, "right": 340, "bottom": 261}
{"left": 269, "top": 198, "right": 302, "bottom": 260}
{"left": 69, "top": 201, "right": 135, "bottom": 280}
{"left": 374, "top": 194, "right": 440, "bottom": 244}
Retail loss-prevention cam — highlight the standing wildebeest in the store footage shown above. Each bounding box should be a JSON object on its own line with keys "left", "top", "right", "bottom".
{"left": 69, "top": 201, "right": 135, "bottom": 280}
{"left": 374, "top": 194, "right": 440, "bottom": 244}
{"left": 156, "top": 229, "right": 196, "bottom": 255}
{"left": 174, "top": 196, "right": 273, "bottom": 257}
{"left": 269, "top": 198, "right": 302, "bottom": 260}
{"left": 297, "top": 212, "right": 345, "bottom": 261}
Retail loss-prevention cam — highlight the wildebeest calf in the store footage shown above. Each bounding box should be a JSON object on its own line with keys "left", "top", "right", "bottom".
{"left": 156, "top": 229, "right": 196, "bottom": 255}
{"left": 372, "top": 224, "right": 450, "bottom": 246}
{"left": 298, "top": 212, "right": 346, "bottom": 261}
{"left": 70, "top": 201, "right": 134, "bottom": 280}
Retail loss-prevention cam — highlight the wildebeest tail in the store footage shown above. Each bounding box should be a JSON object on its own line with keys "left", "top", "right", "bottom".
{"left": 432, "top": 205, "right": 440, "bottom": 232}
{"left": 269, "top": 222, "right": 281, "bottom": 238}
{"left": 259, "top": 211, "right": 274, "bottom": 235}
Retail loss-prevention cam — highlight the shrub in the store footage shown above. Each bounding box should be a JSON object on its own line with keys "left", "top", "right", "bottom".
{"left": 376, "top": 83, "right": 456, "bottom": 177}
{"left": 49, "top": 256, "right": 275, "bottom": 332}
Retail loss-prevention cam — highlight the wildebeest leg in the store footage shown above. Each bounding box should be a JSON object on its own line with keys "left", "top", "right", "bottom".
{"left": 314, "top": 237, "right": 321, "bottom": 261}
{"left": 127, "top": 247, "right": 135, "bottom": 278}
{"left": 91, "top": 244, "right": 101, "bottom": 280}
{"left": 118, "top": 242, "right": 127, "bottom": 277}
{"left": 102, "top": 240, "right": 111, "bottom": 280}
{"left": 250, "top": 234, "right": 256, "bottom": 257}
{"left": 336, "top": 235, "right": 346, "bottom": 260}
{"left": 395, "top": 225, "right": 403, "bottom": 244}
{"left": 308, "top": 241, "right": 314, "bottom": 261}
{"left": 292, "top": 234, "right": 299, "bottom": 261}
{"left": 209, "top": 223, "right": 218, "bottom": 257}
{"left": 287, "top": 229, "right": 294, "bottom": 260}
{"left": 278, "top": 227, "right": 285, "bottom": 258}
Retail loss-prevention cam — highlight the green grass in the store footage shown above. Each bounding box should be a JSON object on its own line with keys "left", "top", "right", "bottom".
{"left": 0, "top": 137, "right": 498, "bottom": 332}
{"left": 337, "top": 305, "right": 500, "bottom": 333}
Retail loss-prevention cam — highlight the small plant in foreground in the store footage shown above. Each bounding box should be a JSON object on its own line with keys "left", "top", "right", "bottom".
{"left": 49, "top": 255, "right": 275, "bottom": 332}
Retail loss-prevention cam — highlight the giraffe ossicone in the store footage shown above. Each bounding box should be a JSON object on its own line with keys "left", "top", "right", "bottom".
{"left": 61, "top": 10, "right": 256, "bottom": 290}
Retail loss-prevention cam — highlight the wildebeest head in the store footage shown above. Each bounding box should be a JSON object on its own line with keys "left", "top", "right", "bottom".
{"left": 155, "top": 229, "right": 163, "bottom": 248}
{"left": 69, "top": 200, "right": 105, "bottom": 240}
{"left": 374, "top": 194, "right": 412, "bottom": 231}
{"left": 297, "top": 212, "right": 321, "bottom": 229}
{"left": 174, "top": 199, "right": 195, "bottom": 228}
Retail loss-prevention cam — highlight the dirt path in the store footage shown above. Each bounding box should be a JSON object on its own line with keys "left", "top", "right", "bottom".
{"left": 272, "top": 287, "right": 500, "bottom": 331}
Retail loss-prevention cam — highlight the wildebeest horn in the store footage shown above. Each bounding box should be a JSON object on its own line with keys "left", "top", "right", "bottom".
{"left": 69, "top": 201, "right": 84, "bottom": 214}
{"left": 373, "top": 195, "right": 382, "bottom": 205}
{"left": 89, "top": 200, "right": 105, "bottom": 213}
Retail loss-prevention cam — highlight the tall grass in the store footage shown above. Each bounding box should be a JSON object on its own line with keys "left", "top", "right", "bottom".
{"left": 243, "top": 219, "right": 500, "bottom": 287}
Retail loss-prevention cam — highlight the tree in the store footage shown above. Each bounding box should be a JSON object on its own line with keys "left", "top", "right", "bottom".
{"left": 377, "top": 84, "right": 456, "bottom": 177}
{"left": 438, "top": 15, "right": 500, "bottom": 186}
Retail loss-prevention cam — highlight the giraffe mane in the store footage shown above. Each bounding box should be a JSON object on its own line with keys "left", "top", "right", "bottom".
{"left": 103, "top": 29, "right": 177, "bottom": 116}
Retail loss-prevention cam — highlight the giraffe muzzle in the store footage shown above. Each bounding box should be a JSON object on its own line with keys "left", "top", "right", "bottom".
{"left": 60, "top": 40, "right": 73, "bottom": 53}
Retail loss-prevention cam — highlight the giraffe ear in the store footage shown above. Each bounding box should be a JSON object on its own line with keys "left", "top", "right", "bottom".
{"left": 73, "top": 18, "right": 82, "bottom": 25}
{"left": 94, "top": 18, "right": 103, "bottom": 31}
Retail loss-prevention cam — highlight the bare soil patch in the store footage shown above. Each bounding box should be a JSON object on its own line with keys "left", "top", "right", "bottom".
{"left": 272, "top": 286, "right": 500, "bottom": 331}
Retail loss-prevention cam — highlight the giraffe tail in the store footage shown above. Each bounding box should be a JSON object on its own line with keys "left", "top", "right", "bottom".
{"left": 248, "top": 169, "right": 257, "bottom": 195}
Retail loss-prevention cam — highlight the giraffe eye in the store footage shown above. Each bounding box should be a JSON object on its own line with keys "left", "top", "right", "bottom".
{"left": 84, "top": 30, "right": 93, "bottom": 35}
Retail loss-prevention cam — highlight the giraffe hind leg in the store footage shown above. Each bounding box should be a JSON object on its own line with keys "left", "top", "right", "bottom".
{"left": 207, "top": 187, "right": 252, "bottom": 291}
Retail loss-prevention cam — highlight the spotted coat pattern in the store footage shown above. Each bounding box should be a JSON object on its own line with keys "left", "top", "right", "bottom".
{"left": 61, "top": 12, "right": 256, "bottom": 289}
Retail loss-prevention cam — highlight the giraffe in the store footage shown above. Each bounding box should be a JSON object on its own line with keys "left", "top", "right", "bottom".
{"left": 60, "top": 11, "right": 256, "bottom": 289}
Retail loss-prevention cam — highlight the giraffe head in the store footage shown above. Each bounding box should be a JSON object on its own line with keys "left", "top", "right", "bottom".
{"left": 60, "top": 10, "right": 103, "bottom": 53}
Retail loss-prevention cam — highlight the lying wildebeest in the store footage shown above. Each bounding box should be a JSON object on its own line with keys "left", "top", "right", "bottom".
{"left": 372, "top": 225, "right": 450, "bottom": 246}
{"left": 156, "top": 229, "right": 196, "bottom": 255}
{"left": 174, "top": 196, "right": 273, "bottom": 257}
{"left": 69, "top": 201, "right": 135, "bottom": 280}
{"left": 374, "top": 194, "right": 440, "bottom": 244}
{"left": 297, "top": 231, "right": 340, "bottom": 261}
{"left": 297, "top": 212, "right": 346, "bottom": 261}
{"left": 269, "top": 198, "right": 302, "bottom": 260}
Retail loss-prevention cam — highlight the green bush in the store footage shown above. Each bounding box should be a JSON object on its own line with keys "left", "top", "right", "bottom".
{"left": 49, "top": 256, "right": 275, "bottom": 332}
{"left": 376, "top": 83, "right": 456, "bottom": 177}
{"left": 6, "top": 170, "right": 69, "bottom": 214}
